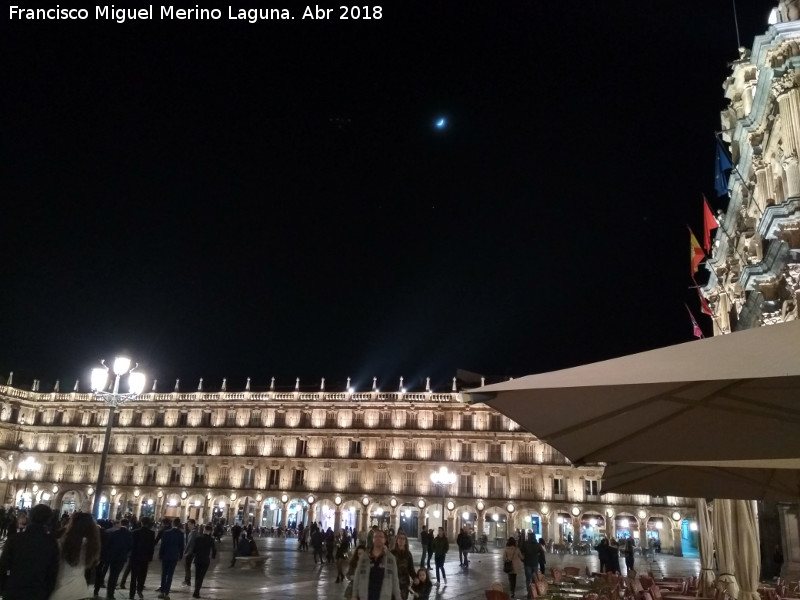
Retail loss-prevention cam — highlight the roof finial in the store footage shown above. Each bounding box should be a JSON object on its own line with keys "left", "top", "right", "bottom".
{"left": 399, "top": 376, "right": 404, "bottom": 391}
{"left": 452, "top": 377, "right": 457, "bottom": 392}
{"left": 295, "top": 378, "right": 300, "bottom": 391}
{"left": 32, "top": 379, "right": 39, "bottom": 391}
{"left": 481, "top": 376, "right": 485, "bottom": 387}
{"left": 320, "top": 378, "right": 325, "bottom": 391}
{"left": 6, "top": 372, "right": 12, "bottom": 386}
{"left": 425, "top": 377, "right": 431, "bottom": 392}
{"left": 346, "top": 377, "right": 351, "bottom": 391}
{"left": 245, "top": 377, "right": 251, "bottom": 391}
{"left": 74, "top": 379, "right": 80, "bottom": 392}
{"left": 372, "top": 377, "right": 377, "bottom": 391}
{"left": 197, "top": 378, "right": 203, "bottom": 392}
{"left": 174, "top": 379, "right": 180, "bottom": 392}
{"left": 151, "top": 379, "right": 158, "bottom": 392}
{"left": 270, "top": 377, "right": 275, "bottom": 391}
{"left": 53, "top": 380, "right": 60, "bottom": 393}
{"left": 221, "top": 378, "right": 227, "bottom": 392}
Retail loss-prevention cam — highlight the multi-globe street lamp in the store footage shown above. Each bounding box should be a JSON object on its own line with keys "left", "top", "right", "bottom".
{"left": 430, "top": 466, "right": 457, "bottom": 535}
{"left": 17, "top": 455, "right": 41, "bottom": 509}
{"left": 90, "top": 356, "right": 146, "bottom": 519}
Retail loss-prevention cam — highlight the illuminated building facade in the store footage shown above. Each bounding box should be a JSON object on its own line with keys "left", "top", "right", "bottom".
{"left": 0, "top": 378, "right": 695, "bottom": 553}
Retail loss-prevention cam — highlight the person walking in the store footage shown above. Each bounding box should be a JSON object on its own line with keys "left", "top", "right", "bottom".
{"left": 391, "top": 532, "right": 415, "bottom": 600}
{"left": 595, "top": 537, "right": 609, "bottom": 573}
{"left": 537, "top": 537, "right": 547, "bottom": 576}
{"left": 105, "top": 518, "right": 133, "bottom": 599}
{"left": 311, "top": 527, "right": 325, "bottom": 564}
{"left": 418, "top": 528, "right": 430, "bottom": 569}
{"left": 503, "top": 537, "right": 524, "bottom": 599}
{"left": 335, "top": 530, "right": 351, "bottom": 583}
{"left": 128, "top": 517, "right": 156, "bottom": 600}
{"left": 183, "top": 519, "right": 198, "bottom": 587}
{"left": 607, "top": 538, "right": 621, "bottom": 574}
{"left": 157, "top": 518, "right": 184, "bottom": 600}
{"left": 351, "top": 529, "right": 402, "bottom": 600}
{"left": 230, "top": 522, "right": 242, "bottom": 548}
{"left": 623, "top": 538, "right": 635, "bottom": 574}
{"left": 344, "top": 544, "right": 366, "bottom": 599}
{"left": 521, "top": 531, "right": 541, "bottom": 595}
{"left": 457, "top": 528, "right": 472, "bottom": 567}
{"left": 325, "top": 527, "right": 336, "bottom": 563}
{"left": 191, "top": 524, "right": 216, "bottom": 599}
{"left": 0, "top": 504, "right": 60, "bottom": 600}
{"left": 50, "top": 512, "right": 101, "bottom": 600}
{"left": 431, "top": 527, "right": 449, "bottom": 586}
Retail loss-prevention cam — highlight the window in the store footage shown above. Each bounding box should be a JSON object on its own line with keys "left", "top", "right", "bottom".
{"left": 123, "top": 465, "right": 134, "bottom": 483}
{"left": 552, "top": 478, "right": 564, "bottom": 496}
{"left": 193, "top": 466, "right": 206, "bottom": 485}
{"left": 242, "top": 468, "right": 255, "bottom": 488}
{"left": 520, "top": 476, "right": 535, "bottom": 494}
{"left": 170, "top": 467, "right": 181, "bottom": 484}
{"left": 348, "top": 470, "right": 360, "bottom": 488}
{"left": 63, "top": 464, "right": 75, "bottom": 481}
{"left": 375, "top": 470, "right": 388, "bottom": 490}
{"left": 293, "top": 469, "right": 305, "bottom": 488}
{"left": 178, "top": 413, "right": 188, "bottom": 427}
{"left": 145, "top": 466, "right": 157, "bottom": 484}
{"left": 584, "top": 480, "right": 599, "bottom": 496}
{"left": 319, "top": 470, "right": 332, "bottom": 487}
{"left": 488, "top": 475, "right": 505, "bottom": 497}
{"left": 403, "top": 471, "right": 416, "bottom": 491}
{"left": 488, "top": 443, "right": 503, "bottom": 462}
{"left": 460, "top": 474, "right": 474, "bottom": 495}
{"left": 296, "top": 440, "right": 308, "bottom": 457}
{"left": 154, "top": 413, "right": 165, "bottom": 427}
{"left": 197, "top": 437, "right": 208, "bottom": 454}
{"left": 431, "top": 440, "right": 444, "bottom": 460}
{"left": 268, "top": 468, "right": 280, "bottom": 487}
{"left": 150, "top": 438, "right": 161, "bottom": 453}
{"left": 175, "top": 437, "right": 185, "bottom": 453}
{"left": 250, "top": 410, "right": 261, "bottom": 426}
{"left": 350, "top": 441, "right": 362, "bottom": 457}
{"left": 218, "top": 466, "right": 230, "bottom": 486}
{"left": 461, "top": 443, "right": 472, "bottom": 461}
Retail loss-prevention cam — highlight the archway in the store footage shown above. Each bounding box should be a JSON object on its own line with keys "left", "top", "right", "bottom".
{"left": 316, "top": 499, "right": 336, "bottom": 531}
{"left": 614, "top": 513, "right": 636, "bottom": 540}
{"left": 164, "top": 493, "right": 182, "bottom": 518}
{"left": 580, "top": 513, "right": 605, "bottom": 545}
{"left": 285, "top": 497, "right": 308, "bottom": 530}
{"left": 186, "top": 493, "right": 206, "bottom": 522}
{"left": 139, "top": 496, "right": 157, "bottom": 519}
{"left": 398, "top": 502, "right": 420, "bottom": 538}
{"left": 485, "top": 506, "right": 508, "bottom": 547}
{"left": 369, "top": 502, "right": 390, "bottom": 530}
{"left": 340, "top": 500, "right": 361, "bottom": 534}
{"left": 260, "top": 497, "right": 282, "bottom": 529}
{"left": 211, "top": 494, "right": 228, "bottom": 524}
{"left": 57, "top": 489, "right": 84, "bottom": 515}
{"left": 519, "top": 507, "right": 543, "bottom": 540}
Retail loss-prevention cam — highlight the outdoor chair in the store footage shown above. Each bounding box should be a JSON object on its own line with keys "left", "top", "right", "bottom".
{"left": 565, "top": 566, "right": 582, "bottom": 577}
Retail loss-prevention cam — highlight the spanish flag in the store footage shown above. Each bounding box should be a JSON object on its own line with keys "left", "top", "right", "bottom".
{"left": 689, "top": 227, "right": 704, "bottom": 273}
{"left": 702, "top": 195, "right": 718, "bottom": 253}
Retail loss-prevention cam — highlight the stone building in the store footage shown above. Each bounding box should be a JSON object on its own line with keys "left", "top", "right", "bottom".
{"left": 704, "top": 6, "right": 800, "bottom": 332}
{"left": 701, "top": 2, "right": 800, "bottom": 579}
{"left": 0, "top": 377, "right": 695, "bottom": 553}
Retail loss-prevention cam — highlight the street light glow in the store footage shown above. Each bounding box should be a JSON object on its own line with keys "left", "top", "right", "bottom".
{"left": 91, "top": 368, "right": 108, "bottom": 391}
{"left": 112, "top": 356, "right": 132, "bottom": 376}
{"left": 129, "top": 372, "right": 146, "bottom": 394}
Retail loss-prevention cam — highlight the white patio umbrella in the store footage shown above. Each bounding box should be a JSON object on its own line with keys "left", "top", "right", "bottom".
{"left": 466, "top": 320, "right": 800, "bottom": 465}
{"left": 697, "top": 499, "right": 715, "bottom": 598}
{"left": 601, "top": 461, "right": 800, "bottom": 501}
{"left": 713, "top": 498, "right": 740, "bottom": 600}
{"left": 733, "top": 499, "right": 760, "bottom": 600}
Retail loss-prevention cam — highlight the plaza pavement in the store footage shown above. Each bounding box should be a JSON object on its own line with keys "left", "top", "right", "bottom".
{"left": 110, "top": 536, "right": 700, "bottom": 600}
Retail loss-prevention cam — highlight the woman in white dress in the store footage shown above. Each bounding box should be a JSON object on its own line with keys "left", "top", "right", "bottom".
{"left": 50, "top": 513, "right": 101, "bottom": 600}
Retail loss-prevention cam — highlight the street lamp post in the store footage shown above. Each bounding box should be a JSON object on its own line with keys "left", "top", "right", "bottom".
{"left": 430, "top": 466, "right": 457, "bottom": 536}
{"left": 17, "top": 455, "right": 41, "bottom": 509}
{"left": 90, "top": 356, "right": 146, "bottom": 519}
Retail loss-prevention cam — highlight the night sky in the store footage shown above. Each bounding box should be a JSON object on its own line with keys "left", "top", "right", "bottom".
{"left": 1, "top": 0, "right": 779, "bottom": 391}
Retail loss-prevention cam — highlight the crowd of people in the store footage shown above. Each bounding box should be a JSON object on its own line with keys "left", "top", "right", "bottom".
{"left": 0, "top": 504, "right": 220, "bottom": 600}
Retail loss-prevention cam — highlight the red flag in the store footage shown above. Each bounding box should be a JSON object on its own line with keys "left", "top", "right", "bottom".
{"left": 685, "top": 303, "right": 704, "bottom": 339}
{"left": 689, "top": 227, "right": 704, "bottom": 273}
{"left": 702, "top": 195, "right": 717, "bottom": 253}
{"left": 691, "top": 274, "right": 713, "bottom": 316}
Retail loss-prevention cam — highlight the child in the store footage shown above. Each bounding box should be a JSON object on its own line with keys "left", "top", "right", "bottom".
{"left": 410, "top": 568, "right": 433, "bottom": 600}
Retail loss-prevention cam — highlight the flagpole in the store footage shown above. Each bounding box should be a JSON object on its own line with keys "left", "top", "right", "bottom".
{"left": 732, "top": 0, "right": 742, "bottom": 50}
{"left": 714, "top": 133, "right": 762, "bottom": 216}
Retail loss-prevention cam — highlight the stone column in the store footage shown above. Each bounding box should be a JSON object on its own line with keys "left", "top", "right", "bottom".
{"left": 775, "top": 79, "right": 800, "bottom": 197}
{"left": 361, "top": 507, "right": 370, "bottom": 533}
{"left": 638, "top": 518, "right": 648, "bottom": 548}
{"left": 448, "top": 508, "right": 457, "bottom": 543}
{"left": 134, "top": 498, "right": 142, "bottom": 519}
{"left": 753, "top": 158, "right": 775, "bottom": 211}
{"left": 334, "top": 507, "right": 342, "bottom": 533}
{"left": 389, "top": 507, "right": 398, "bottom": 534}
{"left": 280, "top": 503, "right": 288, "bottom": 529}
{"left": 671, "top": 523, "right": 683, "bottom": 557}
{"left": 309, "top": 503, "right": 317, "bottom": 526}
{"left": 181, "top": 501, "right": 189, "bottom": 523}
